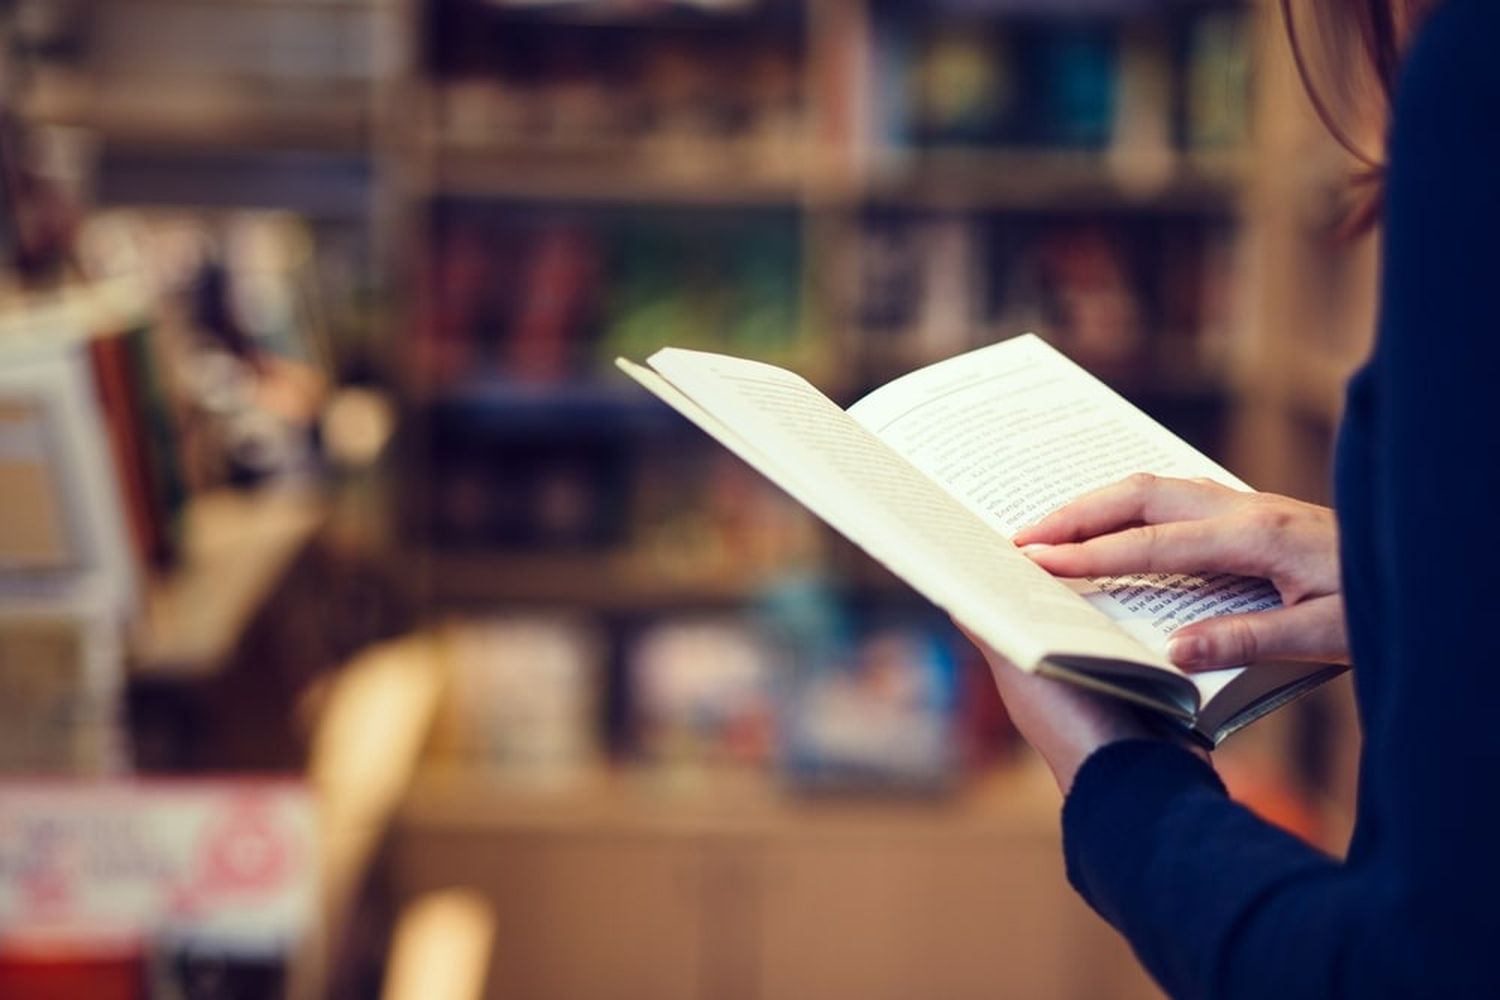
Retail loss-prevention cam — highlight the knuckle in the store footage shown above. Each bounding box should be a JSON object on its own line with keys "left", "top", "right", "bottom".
{"left": 1226, "top": 618, "right": 1259, "bottom": 664}
{"left": 1246, "top": 503, "right": 1293, "bottom": 535}
{"left": 1132, "top": 523, "right": 1164, "bottom": 564}
{"left": 1126, "top": 471, "right": 1157, "bottom": 493}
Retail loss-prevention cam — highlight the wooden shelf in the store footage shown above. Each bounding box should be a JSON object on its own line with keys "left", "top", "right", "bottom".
{"left": 418, "top": 551, "right": 947, "bottom": 613}
{"left": 130, "top": 0, "right": 383, "bottom": 9}
{"left": 131, "top": 488, "right": 327, "bottom": 680}
{"left": 24, "top": 84, "right": 373, "bottom": 154}
{"left": 863, "top": 147, "right": 1251, "bottom": 213}
{"left": 399, "top": 757, "right": 1062, "bottom": 839}
{"left": 418, "top": 548, "right": 774, "bottom": 610}
{"left": 0, "top": 277, "right": 154, "bottom": 355}
{"left": 417, "top": 378, "right": 678, "bottom": 429}
{"left": 429, "top": 140, "right": 817, "bottom": 206}
{"left": 444, "top": 0, "right": 804, "bottom": 27}
{"left": 427, "top": 139, "right": 1249, "bottom": 213}
{"left": 391, "top": 755, "right": 1164, "bottom": 1000}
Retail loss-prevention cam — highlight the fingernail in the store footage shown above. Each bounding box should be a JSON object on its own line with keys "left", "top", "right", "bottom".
{"left": 1021, "top": 543, "right": 1052, "bottom": 554}
{"left": 1168, "top": 635, "right": 1205, "bottom": 666}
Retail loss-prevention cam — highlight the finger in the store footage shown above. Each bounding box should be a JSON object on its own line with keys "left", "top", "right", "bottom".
{"left": 1165, "top": 595, "right": 1348, "bottom": 669}
{"left": 1025, "top": 519, "right": 1265, "bottom": 578}
{"left": 1014, "top": 474, "right": 1240, "bottom": 545}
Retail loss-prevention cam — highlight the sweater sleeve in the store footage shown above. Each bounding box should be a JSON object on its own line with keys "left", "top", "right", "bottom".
{"left": 1059, "top": 2, "right": 1500, "bottom": 996}
{"left": 1062, "top": 741, "right": 1387, "bottom": 998}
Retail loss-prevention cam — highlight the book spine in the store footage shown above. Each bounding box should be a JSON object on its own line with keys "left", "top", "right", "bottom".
{"left": 123, "top": 325, "right": 188, "bottom": 567}
{"left": 88, "top": 335, "right": 167, "bottom": 568}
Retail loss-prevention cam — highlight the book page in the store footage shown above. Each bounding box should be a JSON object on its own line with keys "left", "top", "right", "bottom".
{"left": 848, "top": 334, "right": 1280, "bottom": 681}
{"left": 628, "top": 350, "right": 1165, "bottom": 674}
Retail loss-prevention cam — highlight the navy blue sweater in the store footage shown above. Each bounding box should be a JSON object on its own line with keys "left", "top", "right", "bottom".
{"left": 1061, "top": 2, "right": 1500, "bottom": 996}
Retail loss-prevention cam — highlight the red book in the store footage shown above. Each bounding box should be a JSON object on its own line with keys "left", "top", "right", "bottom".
{"left": 88, "top": 334, "right": 168, "bottom": 568}
{"left": 0, "top": 947, "right": 144, "bottom": 1000}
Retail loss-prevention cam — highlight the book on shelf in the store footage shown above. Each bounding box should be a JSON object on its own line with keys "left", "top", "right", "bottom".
{"left": 88, "top": 324, "right": 188, "bottom": 569}
{"left": 0, "top": 780, "right": 316, "bottom": 990}
{"left": 0, "top": 591, "right": 126, "bottom": 775}
{"left": 419, "top": 214, "right": 806, "bottom": 389}
{"left": 440, "top": 615, "right": 603, "bottom": 785}
{"left": 618, "top": 333, "right": 1345, "bottom": 748}
{"left": 0, "top": 333, "right": 138, "bottom": 774}
{"left": 854, "top": 213, "right": 1237, "bottom": 388}
{"left": 630, "top": 616, "right": 777, "bottom": 767}
{"left": 780, "top": 620, "right": 962, "bottom": 792}
{"left": 0, "top": 335, "right": 139, "bottom": 620}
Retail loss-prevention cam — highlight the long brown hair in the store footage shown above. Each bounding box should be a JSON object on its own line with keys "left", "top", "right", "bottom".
{"left": 1280, "top": 0, "right": 1438, "bottom": 230}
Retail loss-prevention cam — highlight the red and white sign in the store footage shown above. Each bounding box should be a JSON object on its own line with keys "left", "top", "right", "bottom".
{"left": 0, "top": 780, "right": 316, "bottom": 954}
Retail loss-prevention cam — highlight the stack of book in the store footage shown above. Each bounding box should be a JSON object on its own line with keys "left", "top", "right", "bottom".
{"left": 432, "top": 0, "right": 806, "bottom": 166}
{"left": 0, "top": 296, "right": 148, "bottom": 775}
{"left": 416, "top": 208, "right": 807, "bottom": 389}
{"left": 851, "top": 211, "right": 1239, "bottom": 385}
{"left": 877, "top": 5, "right": 1252, "bottom": 154}
{"left": 0, "top": 207, "right": 358, "bottom": 773}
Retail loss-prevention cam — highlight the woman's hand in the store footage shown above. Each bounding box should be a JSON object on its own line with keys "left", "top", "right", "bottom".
{"left": 957, "top": 624, "right": 1152, "bottom": 794}
{"left": 1013, "top": 473, "right": 1348, "bottom": 670}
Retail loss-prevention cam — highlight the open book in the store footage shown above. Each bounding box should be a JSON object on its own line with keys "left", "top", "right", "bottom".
{"left": 617, "top": 334, "right": 1346, "bottom": 748}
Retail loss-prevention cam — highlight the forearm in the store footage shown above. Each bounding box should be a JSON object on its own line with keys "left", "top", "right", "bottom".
{"left": 1063, "top": 742, "right": 1415, "bottom": 1000}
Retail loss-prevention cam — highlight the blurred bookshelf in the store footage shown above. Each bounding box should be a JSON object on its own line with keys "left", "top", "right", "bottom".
{"left": 0, "top": 0, "right": 1376, "bottom": 994}
{"left": 0, "top": 0, "right": 1372, "bottom": 853}
{"left": 372, "top": 0, "right": 1373, "bottom": 883}
{"left": 392, "top": 0, "right": 1264, "bottom": 598}
{"left": 393, "top": 754, "right": 1167, "bottom": 999}
{"left": 373, "top": 0, "right": 1369, "bottom": 840}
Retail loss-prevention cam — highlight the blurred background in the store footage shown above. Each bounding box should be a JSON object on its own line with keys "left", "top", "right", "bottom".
{"left": 0, "top": 0, "right": 1379, "bottom": 998}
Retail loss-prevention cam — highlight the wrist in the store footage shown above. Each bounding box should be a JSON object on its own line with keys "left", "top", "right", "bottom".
{"left": 1046, "top": 715, "right": 1149, "bottom": 794}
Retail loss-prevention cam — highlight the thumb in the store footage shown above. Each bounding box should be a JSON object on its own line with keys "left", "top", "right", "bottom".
{"left": 1166, "top": 595, "right": 1347, "bottom": 670}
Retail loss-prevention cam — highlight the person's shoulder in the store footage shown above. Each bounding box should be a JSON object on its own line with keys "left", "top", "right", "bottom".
{"left": 1397, "top": 0, "right": 1500, "bottom": 113}
{"left": 1388, "top": 0, "right": 1500, "bottom": 173}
